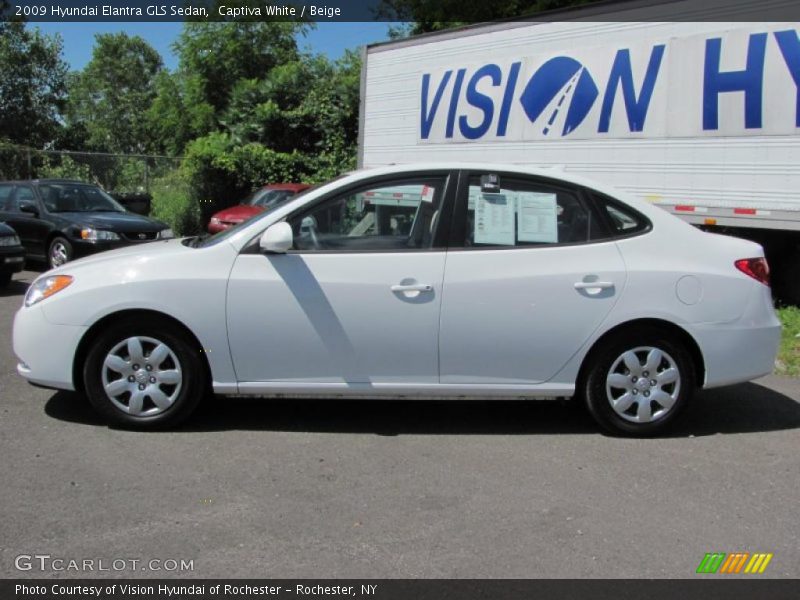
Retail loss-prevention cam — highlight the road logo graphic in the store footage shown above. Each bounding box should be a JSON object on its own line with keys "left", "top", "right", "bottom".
{"left": 696, "top": 552, "right": 773, "bottom": 574}
{"left": 519, "top": 56, "right": 599, "bottom": 136}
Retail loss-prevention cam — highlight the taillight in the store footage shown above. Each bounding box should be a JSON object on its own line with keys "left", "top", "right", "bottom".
{"left": 735, "top": 257, "right": 770, "bottom": 286}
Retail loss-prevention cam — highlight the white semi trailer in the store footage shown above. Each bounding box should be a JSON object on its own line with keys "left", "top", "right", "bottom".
{"left": 358, "top": 0, "right": 800, "bottom": 302}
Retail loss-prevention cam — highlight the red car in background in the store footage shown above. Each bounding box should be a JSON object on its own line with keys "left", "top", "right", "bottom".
{"left": 207, "top": 183, "right": 311, "bottom": 234}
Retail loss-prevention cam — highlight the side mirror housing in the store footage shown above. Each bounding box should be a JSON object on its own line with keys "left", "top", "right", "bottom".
{"left": 259, "top": 222, "right": 293, "bottom": 254}
{"left": 19, "top": 201, "right": 38, "bottom": 216}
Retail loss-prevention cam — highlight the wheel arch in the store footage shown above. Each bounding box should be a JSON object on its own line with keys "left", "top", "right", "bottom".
{"left": 576, "top": 318, "right": 706, "bottom": 392}
{"left": 44, "top": 230, "right": 70, "bottom": 258}
{"left": 72, "top": 309, "right": 212, "bottom": 393}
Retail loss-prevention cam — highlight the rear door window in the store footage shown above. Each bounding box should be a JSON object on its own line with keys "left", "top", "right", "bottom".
{"left": 459, "top": 174, "right": 594, "bottom": 247}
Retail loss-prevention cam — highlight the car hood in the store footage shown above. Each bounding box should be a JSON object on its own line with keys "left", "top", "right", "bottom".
{"left": 213, "top": 205, "right": 262, "bottom": 221}
{"left": 47, "top": 238, "right": 187, "bottom": 275}
{"left": 54, "top": 211, "right": 167, "bottom": 232}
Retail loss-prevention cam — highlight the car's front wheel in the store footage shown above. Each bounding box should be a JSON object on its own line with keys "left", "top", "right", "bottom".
{"left": 83, "top": 317, "right": 207, "bottom": 429}
{"left": 48, "top": 236, "right": 73, "bottom": 269}
{"left": 582, "top": 328, "right": 695, "bottom": 436}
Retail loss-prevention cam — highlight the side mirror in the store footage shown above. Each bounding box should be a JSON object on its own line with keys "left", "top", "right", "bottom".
{"left": 19, "top": 201, "right": 38, "bottom": 216}
{"left": 259, "top": 222, "right": 293, "bottom": 254}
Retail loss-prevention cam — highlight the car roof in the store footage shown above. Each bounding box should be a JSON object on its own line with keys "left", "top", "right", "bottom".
{"left": 357, "top": 162, "right": 601, "bottom": 186}
{"left": 351, "top": 162, "right": 663, "bottom": 218}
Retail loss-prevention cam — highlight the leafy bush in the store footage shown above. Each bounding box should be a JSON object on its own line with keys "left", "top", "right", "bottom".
{"left": 182, "top": 132, "right": 313, "bottom": 222}
{"left": 150, "top": 171, "right": 202, "bottom": 236}
{"left": 38, "top": 155, "right": 94, "bottom": 182}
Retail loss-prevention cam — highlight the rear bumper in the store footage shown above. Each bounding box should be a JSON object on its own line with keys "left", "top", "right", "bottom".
{"left": 13, "top": 305, "right": 86, "bottom": 391}
{"left": 688, "top": 285, "right": 781, "bottom": 388}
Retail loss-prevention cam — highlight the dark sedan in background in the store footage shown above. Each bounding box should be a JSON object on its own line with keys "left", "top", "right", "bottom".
{"left": 0, "top": 179, "right": 173, "bottom": 269}
{"left": 0, "top": 222, "right": 24, "bottom": 286}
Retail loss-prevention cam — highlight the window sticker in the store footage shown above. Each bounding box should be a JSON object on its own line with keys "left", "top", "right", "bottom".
{"left": 474, "top": 192, "right": 515, "bottom": 246}
{"left": 420, "top": 184, "right": 434, "bottom": 202}
{"left": 517, "top": 192, "right": 558, "bottom": 243}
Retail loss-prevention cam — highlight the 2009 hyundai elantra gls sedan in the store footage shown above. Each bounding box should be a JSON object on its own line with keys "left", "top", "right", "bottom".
{"left": 13, "top": 164, "right": 781, "bottom": 435}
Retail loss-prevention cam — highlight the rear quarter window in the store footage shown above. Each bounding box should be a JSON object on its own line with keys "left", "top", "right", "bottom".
{"left": 589, "top": 192, "right": 651, "bottom": 240}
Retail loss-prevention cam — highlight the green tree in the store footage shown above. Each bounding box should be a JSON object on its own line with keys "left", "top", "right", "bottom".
{"left": 146, "top": 71, "right": 215, "bottom": 156}
{"left": 173, "top": 21, "right": 309, "bottom": 117}
{"left": 144, "top": 19, "right": 362, "bottom": 220}
{"left": 0, "top": 22, "right": 67, "bottom": 147}
{"left": 65, "top": 32, "right": 163, "bottom": 153}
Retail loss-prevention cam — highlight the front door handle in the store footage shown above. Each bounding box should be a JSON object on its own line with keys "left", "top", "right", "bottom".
{"left": 391, "top": 283, "right": 433, "bottom": 293}
{"left": 574, "top": 281, "right": 614, "bottom": 290}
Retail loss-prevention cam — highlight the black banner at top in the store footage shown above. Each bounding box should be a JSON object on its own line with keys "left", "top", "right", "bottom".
{"left": 3, "top": 0, "right": 800, "bottom": 23}
{"left": 3, "top": 579, "right": 800, "bottom": 600}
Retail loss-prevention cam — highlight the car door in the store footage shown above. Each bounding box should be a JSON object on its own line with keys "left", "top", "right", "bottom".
{"left": 1, "top": 185, "right": 50, "bottom": 257}
{"left": 0, "top": 184, "right": 13, "bottom": 224}
{"left": 439, "top": 170, "right": 627, "bottom": 384}
{"left": 226, "top": 171, "right": 455, "bottom": 388}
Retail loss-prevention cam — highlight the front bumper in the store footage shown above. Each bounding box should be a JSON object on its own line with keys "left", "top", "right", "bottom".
{"left": 0, "top": 246, "right": 25, "bottom": 273}
{"left": 13, "top": 304, "right": 87, "bottom": 391}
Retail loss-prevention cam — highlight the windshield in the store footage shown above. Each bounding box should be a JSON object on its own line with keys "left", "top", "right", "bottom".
{"left": 249, "top": 189, "right": 297, "bottom": 208}
{"left": 41, "top": 183, "right": 126, "bottom": 213}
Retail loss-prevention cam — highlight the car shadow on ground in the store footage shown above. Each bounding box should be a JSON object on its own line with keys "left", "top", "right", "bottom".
{"left": 44, "top": 380, "right": 800, "bottom": 437}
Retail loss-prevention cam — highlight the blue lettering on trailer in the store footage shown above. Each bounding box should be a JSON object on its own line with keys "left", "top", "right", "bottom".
{"left": 703, "top": 33, "right": 767, "bottom": 130}
{"left": 774, "top": 30, "right": 800, "bottom": 126}
{"left": 599, "top": 45, "right": 665, "bottom": 133}
{"left": 419, "top": 29, "right": 800, "bottom": 141}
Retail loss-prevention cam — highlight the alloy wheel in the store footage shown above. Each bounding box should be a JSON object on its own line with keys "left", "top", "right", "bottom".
{"left": 50, "top": 241, "right": 69, "bottom": 267}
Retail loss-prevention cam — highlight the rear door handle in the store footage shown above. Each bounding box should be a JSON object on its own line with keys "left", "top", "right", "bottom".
{"left": 391, "top": 283, "right": 433, "bottom": 293}
{"left": 574, "top": 281, "right": 615, "bottom": 290}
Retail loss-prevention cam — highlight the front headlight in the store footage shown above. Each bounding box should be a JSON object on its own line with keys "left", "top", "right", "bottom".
{"left": 210, "top": 217, "right": 221, "bottom": 225}
{"left": 81, "top": 227, "right": 120, "bottom": 241}
{"left": 24, "top": 275, "right": 74, "bottom": 307}
{"left": 159, "top": 228, "right": 175, "bottom": 239}
{"left": 0, "top": 235, "right": 20, "bottom": 247}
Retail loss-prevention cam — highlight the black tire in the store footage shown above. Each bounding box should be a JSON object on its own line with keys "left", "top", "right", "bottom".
{"left": 83, "top": 317, "right": 207, "bottom": 429}
{"left": 581, "top": 328, "right": 695, "bottom": 436}
{"left": 48, "top": 236, "right": 73, "bottom": 269}
{"left": 0, "top": 272, "right": 11, "bottom": 287}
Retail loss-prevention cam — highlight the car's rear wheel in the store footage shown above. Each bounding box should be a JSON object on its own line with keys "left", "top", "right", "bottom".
{"left": 0, "top": 272, "right": 11, "bottom": 287}
{"left": 83, "top": 318, "right": 207, "bottom": 429}
{"left": 582, "top": 329, "right": 695, "bottom": 436}
{"left": 48, "top": 236, "right": 73, "bottom": 269}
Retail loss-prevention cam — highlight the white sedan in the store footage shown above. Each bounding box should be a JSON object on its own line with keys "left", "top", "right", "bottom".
{"left": 13, "top": 164, "right": 781, "bottom": 435}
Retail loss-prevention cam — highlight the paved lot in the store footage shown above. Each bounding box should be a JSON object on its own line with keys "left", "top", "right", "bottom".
{"left": 1, "top": 268, "right": 798, "bottom": 579}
